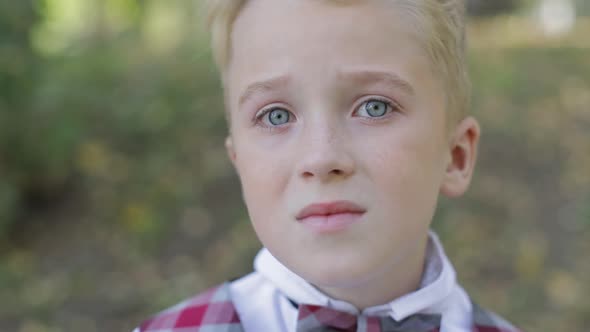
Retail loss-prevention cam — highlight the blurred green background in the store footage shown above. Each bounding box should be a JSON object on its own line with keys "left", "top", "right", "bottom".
{"left": 0, "top": 0, "right": 588, "bottom": 331}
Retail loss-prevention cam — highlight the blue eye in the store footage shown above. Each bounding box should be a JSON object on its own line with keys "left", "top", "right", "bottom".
{"left": 266, "top": 108, "right": 291, "bottom": 126}
{"left": 359, "top": 99, "right": 391, "bottom": 117}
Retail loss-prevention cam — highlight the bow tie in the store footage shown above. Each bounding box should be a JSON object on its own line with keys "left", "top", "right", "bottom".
{"left": 296, "top": 303, "right": 442, "bottom": 332}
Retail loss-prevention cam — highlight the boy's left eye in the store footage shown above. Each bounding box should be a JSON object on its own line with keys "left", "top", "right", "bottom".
{"left": 357, "top": 99, "right": 393, "bottom": 118}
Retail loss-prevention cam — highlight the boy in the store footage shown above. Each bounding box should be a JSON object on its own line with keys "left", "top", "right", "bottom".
{"left": 134, "top": 0, "right": 521, "bottom": 331}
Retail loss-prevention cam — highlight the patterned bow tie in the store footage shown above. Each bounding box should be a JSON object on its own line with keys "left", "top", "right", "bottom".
{"left": 296, "top": 303, "right": 441, "bottom": 332}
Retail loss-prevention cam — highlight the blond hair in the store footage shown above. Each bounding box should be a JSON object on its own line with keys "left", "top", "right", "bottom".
{"left": 205, "top": 0, "right": 470, "bottom": 124}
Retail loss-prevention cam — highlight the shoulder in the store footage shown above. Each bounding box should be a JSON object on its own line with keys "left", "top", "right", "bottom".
{"left": 471, "top": 301, "right": 522, "bottom": 332}
{"left": 134, "top": 282, "right": 242, "bottom": 332}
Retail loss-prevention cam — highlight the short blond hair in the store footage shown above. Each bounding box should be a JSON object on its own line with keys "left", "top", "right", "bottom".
{"left": 205, "top": 0, "right": 470, "bottom": 124}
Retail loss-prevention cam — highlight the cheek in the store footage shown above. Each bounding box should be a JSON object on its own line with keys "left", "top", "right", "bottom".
{"left": 236, "top": 161, "right": 278, "bottom": 238}
{"left": 368, "top": 130, "right": 446, "bottom": 203}
{"left": 233, "top": 141, "right": 290, "bottom": 220}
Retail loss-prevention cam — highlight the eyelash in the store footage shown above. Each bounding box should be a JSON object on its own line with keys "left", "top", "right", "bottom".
{"left": 354, "top": 97, "right": 400, "bottom": 121}
{"left": 253, "top": 97, "right": 401, "bottom": 131}
{"left": 254, "top": 105, "right": 293, "bottom": 132}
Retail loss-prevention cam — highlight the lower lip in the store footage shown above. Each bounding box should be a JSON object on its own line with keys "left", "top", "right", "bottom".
{"left": 298, "top": 212, "right": 364, "bottom": 234}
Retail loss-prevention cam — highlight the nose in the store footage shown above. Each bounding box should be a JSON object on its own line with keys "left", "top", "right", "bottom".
{"left": 296, "top": 125, "right": 355, "bottom": 182}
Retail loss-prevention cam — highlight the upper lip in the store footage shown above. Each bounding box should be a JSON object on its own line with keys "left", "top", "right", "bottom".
{"left": 295, "top": 201, "right": 366, "bottom": 220}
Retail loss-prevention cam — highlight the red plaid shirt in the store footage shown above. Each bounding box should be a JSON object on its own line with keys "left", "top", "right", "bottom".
{"left": 135, "top": 282, "right": 521, "bottom": 332}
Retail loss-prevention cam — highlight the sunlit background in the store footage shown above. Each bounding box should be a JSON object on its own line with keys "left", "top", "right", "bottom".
{"left": 0, "top": 1, "right": 589, "bottom": 331}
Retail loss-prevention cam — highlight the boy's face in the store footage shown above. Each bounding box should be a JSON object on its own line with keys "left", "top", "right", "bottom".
{"left": 224, "top": 0, "right": 477, "bottom": 289}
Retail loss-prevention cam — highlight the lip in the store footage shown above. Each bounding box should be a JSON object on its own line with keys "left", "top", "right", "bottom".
{"left": 295, "top": 201, "right": 366, "bottom": 234}
{"left": 296, "top": 201, "right": 367, "bottom": 220}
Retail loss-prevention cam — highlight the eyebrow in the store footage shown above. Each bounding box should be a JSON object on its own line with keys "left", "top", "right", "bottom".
{"left": 337, "top": 69, "right": 415, "bottom": 96}
{"left": 238, "top": 75, "right": 290, "bottom": 108}
{"left": 237, "top": 70, "right": 414, "bottom": 108}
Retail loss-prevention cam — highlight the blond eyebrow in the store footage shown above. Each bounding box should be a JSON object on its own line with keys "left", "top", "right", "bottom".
{"left": 237, "top": 70, "right": 413, "bottom": 107}
{"left": 338, "top": 69, "right": 415, "bottom": 96}
{"left": 238, "top": 75, "right": 290, "bottom": 108}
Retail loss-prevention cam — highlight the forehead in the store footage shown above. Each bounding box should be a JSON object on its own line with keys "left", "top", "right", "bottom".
{"left": 226, "top": 0, "right": 435, "bottom": 104}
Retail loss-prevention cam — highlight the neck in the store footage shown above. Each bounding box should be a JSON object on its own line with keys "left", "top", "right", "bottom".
{"left": 315, "top": 236, "right": 429, "bottom": 310}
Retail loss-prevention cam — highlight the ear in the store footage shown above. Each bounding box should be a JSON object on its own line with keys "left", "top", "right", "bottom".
{"left": 440, "top": 116, "right": 481, "bottom": 198}
{"left": 225, "top": 135, "right": 237, "bottom": 164}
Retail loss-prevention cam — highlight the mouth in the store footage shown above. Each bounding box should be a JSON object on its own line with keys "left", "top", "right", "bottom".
{"left": 295, "top": 201, "right": 366, "bottom": 234}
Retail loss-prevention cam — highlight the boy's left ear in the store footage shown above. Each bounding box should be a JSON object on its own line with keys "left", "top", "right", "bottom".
{"left": 440, "top": 116, "right": 481, "bottom": 198}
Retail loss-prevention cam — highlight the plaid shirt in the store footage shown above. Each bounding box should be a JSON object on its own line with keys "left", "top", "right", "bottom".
{"left": 135, "top": 282, "right": 521, "bottom": 332}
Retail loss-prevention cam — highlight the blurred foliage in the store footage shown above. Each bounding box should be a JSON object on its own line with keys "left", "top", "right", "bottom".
{"left": 0, "top": 1, "right": 41, "bottom": 233}
{"left": 0, "top": 1, "right": 589, "bottom": 332}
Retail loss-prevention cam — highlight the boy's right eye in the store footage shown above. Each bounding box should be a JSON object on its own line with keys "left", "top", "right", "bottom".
{"left": 256, "top": 107, "right": 293, "bottom": 126}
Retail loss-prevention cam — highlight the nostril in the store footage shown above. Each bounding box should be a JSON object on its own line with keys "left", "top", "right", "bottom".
{"left": 331, "top": 169, "right": 343, "bottom": 175}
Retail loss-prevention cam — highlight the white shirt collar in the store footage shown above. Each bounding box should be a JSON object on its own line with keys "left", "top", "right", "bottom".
{"left": 254, "top": 230, "right": 457, "bottom": 321}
